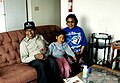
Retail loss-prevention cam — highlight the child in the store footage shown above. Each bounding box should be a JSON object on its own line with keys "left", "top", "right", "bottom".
{"left": 48, "top": 30, "right": 77, "bottom": 79}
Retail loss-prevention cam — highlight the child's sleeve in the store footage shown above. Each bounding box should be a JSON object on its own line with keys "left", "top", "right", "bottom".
{"left": 48, "top": 43, "right": 54, "bottom": 55}
{"left": 64, "top": 42, "right": 75, "bottom": 57}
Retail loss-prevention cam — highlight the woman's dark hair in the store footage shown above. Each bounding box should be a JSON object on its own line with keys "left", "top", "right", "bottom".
{"left": 66, "top": 14, "right": 78, "bottom": 26}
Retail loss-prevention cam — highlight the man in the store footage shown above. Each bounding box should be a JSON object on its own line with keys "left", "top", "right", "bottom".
{"left": 20, "top": 21, "right": 62, "bottom": 83}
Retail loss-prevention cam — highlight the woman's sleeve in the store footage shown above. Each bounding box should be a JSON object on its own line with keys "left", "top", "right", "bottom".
{"left": 81, "top": 29, "right": 87, "bottom": 46}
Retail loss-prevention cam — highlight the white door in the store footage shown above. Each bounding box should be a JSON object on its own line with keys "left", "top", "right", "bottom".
{"left": 4, "top": 0, "right": 26, "bottom": 31}
{"left": 0, "top": 0, "right": 6, "bottom": 32}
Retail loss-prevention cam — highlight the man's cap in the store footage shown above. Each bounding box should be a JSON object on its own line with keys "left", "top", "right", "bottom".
{"left": 24, "top": 21, "right": 36, "bottom": 30}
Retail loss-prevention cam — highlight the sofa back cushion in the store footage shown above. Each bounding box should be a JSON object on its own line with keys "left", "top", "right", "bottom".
{"left": 0, "top": 25, "right": 61, "bottom": 67}
{"left": 36, "top": 25, "right": 61, "bottom": 43}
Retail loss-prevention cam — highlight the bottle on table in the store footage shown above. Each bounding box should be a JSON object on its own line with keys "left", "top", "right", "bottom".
{"left": 82, "top": 64, "right": 88, "bottom": 78}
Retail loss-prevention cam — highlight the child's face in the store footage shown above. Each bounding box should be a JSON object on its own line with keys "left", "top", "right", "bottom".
{"left": 66, "top": 18, "right": 75, "bottom": 29}
{"left": 56, "top": 34, "right": 65, "bottom": 44}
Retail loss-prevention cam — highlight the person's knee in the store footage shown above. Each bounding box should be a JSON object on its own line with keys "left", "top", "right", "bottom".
{"left": 65, "top": 65, "right": 70, "bottom": 71}
{"left": 35, "top": 60, "right": 46, "bottom": 67}
{"left": 48, "top": 56, "right": 56, "bottom": 64}
{"left": 59, "top": 67, "right": 64, "bottom": 72}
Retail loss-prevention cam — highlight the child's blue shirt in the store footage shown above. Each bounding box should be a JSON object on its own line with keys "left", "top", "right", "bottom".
{"left": 48, "top": 42, "right": 75, "bottom": 58}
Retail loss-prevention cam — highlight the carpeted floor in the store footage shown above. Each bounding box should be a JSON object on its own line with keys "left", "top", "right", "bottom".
{"left": 86, "top": 66, "right": 120, "bottom": 83}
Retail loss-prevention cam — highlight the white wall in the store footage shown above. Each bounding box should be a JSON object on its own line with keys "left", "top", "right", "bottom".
{"left": 0, "top": 0, "right": 61, "bottom": 32}
{"left": 29, "top": 0, "right": 61, "bottom": 26}
{"left": 61, "top": 0, "right": 120, "bottom": 41}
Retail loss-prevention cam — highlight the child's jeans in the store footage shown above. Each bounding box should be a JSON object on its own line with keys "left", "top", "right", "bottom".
{"left": 55, "top": 57, "right": 71, "bottom": 79}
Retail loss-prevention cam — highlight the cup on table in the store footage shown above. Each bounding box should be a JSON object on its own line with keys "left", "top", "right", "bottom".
{"left": 88, "top": 67, "right": 92, "bottom": 74}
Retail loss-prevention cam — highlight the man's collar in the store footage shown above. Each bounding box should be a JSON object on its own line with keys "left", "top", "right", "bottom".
{"left": 25, "top": 36, "right": 29, "bottom": 42}
{"left": 25, "top": 35, "right": 38, "bottom": 42}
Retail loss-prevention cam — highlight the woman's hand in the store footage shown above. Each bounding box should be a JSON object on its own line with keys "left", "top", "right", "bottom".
{"left": 76, "top": 46, "right": 85, "bottom": 55}
{"left": 80, "top": 46, "right": 85, "bottom": 54}
{"left": 79, "top": 49, "right": 83, "bottom": 54}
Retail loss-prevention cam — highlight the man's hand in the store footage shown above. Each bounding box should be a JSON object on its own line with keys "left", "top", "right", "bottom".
{"left": 35, "top": 53, "right": 45, "bottom": 60}
{"left": 40, "top": 47, "right": 47, "bottom": 54}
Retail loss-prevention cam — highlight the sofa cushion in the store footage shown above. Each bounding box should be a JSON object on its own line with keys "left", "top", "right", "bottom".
{"left": 36, "top": 25, "right": 61, "bottom": 43}
{"left": 0, "top": 63, "right": 37, "bottom": 83}
{"left": 0, "top": 30, "right": 25, "bottom": 67}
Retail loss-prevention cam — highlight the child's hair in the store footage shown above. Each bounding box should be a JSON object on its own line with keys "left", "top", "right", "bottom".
{"left": 56, "top": 30, "right": 65, "bottom": 37}
{"left": 66, "top": 14, "right": 78, "bottom": 26}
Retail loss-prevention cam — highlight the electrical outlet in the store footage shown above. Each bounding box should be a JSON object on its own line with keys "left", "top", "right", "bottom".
{"left": 35, "top": 6, "right": 39, "bottom": 11}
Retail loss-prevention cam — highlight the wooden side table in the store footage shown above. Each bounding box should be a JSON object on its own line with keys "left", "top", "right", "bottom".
{"left": 110, "top": 42, "right": 120, "bottom": 69}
